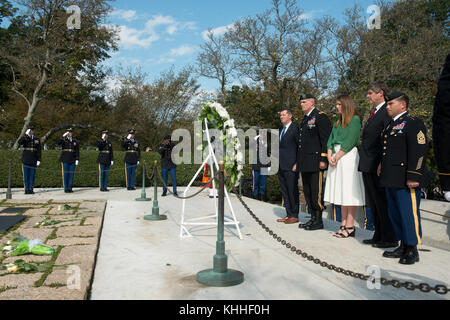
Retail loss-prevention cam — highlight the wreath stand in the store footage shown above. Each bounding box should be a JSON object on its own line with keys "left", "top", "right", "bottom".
{"left": 180, "top": 119, "right": 243, "bottom": 240}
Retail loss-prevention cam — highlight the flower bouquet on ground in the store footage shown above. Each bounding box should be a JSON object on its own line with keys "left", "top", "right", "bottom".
{"left": 2, "top": 232, "right": 55, "bottom": 256}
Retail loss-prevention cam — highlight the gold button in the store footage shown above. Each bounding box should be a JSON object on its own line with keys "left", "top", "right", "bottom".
{"left": 384, "top": 147, "right": 387, "bottom": 150}
{"left": 385, "top": 135, "right": 387, "bottom": 138}
{"left": 383, "top": 153, "right": 386, "bottom": 156}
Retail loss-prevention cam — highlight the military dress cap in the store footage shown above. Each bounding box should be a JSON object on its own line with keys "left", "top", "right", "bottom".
{"left": 128, "top": 129, "right": 136, "bottom": 134}
{"left": 28, "top": 126, "right": 34, "bottom": 131}
{"left": 300, "top": 93, "right": 316, "bottom": 100}
{"left": 102, "top": 130, "right": 109, "bottom": 134}
{"left": 67, "top": 128, "right": 73, "bottom": 132}
{"left": 386, "top": 91, "right": 406, "bottom": 102}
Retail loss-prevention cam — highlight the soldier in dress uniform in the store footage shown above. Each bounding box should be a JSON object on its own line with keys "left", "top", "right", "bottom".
{"left": 432, "top": 54, "right": 450, "bottom": 202}
{"left": 297, "top": 94, "right": 331, "bottom": 231}
{"left": 97, "top": 130, "right": 114, "bottom": 192}
{"left": 18, "top": 126, "right": 41, "bottom": 194}
{"left": 379, "top": 91, "right": 428, "bottom": 265}
{"left": 122, "top": 129, "right": 140, "bottom": 190}
{"left": 58, "top": 128, "right": 80, "bottom": 193}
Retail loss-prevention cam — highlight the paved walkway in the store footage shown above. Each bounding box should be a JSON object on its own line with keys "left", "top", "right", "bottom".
{"left": 1, "top": 187, "right": 449, "bottom": 300}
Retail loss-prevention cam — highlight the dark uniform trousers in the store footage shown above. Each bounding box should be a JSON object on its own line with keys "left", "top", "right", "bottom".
{"left": 122, "top": 139, "right": 140, "bottom": 188}
{"left": 380, "top": 112, "right": 427, "bottom": 246}
{"left": 58, "top": 137, "right": 80, "bottom": 192}
{"left": 97, "top": 140, "right": 114, "bottom": 190}
{"left": 359, "top": 104, "right": 396, "bottom": 243}
{"left": 297, "top": 108, "right": 331, "bottom": 215}
{"left": 19, "top": 135, "right": 41, "bottom": 192}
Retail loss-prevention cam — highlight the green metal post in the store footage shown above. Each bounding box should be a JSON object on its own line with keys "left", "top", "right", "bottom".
{"left": 144, "top": 160, "right": 167, "bottom": 221}
{"left": 196, "top": 161, "right": 244, "bottom": 287}
{"left": 6, "top": 160, "right": 12, "bottom": 200}
{"left": 136, "top": 161, "right": 151, "bottom": 201}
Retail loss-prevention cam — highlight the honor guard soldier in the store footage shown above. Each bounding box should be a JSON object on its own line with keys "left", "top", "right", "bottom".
{"left": 58, "top": 128, "right": 80, "bottom": 193}
{"left": 97, "top": 130, "right": 114, "bottom": 192}
{"left": 122, "top": 129, "right": 140, "bottom": 190}
{"left": 433, "top": 54, "right": 450, "bottom": 202}
{"left": 18, "top": 126, "right": 41, "bottom": 194}
{"left": 379, "top": 91, "right": 428, "bottom": 265}
{"left": 297, "top": 94, "right": 332, "bottom": 230}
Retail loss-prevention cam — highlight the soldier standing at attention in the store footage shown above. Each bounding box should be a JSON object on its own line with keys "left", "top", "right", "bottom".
{"left": 122, "top": 129, "right": 140, "bottom": 190}
{"left": 97, "top": 130, "right": 114, "bottom": 192}
{"left": 18, "top": 126, "right": 41, "bottom": 194}
{"left": 58, "top": 128, "right": 79, "bottom": 193}
{"left": 379, "top": 92, "right": 428, "bottom": 265}
{"left": 297, "top": 94, "right": 331, "bottom": 231}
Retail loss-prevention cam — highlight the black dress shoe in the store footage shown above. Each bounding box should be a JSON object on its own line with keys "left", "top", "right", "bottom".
{"left": 104, "top": 188, "right": 109, "bottom": 192}
{"left": 363, "top": 238, "right": 378, "bottom": 245}
{"left": 29, "top": 190, "right": 35, "bottom": 194}
{"left": 399, "top": 246, "right": 419, "bottom": 265}
{"left": 25, "top": 190, "right": 30, "bottom": 194}
{"left": 372, "top": 241, "right": 399, "bottom": 248}
{"left": 130, "top": 187, "right": 136, "bottom": 190}
{"left": 383, "top": 243, "right": 405, "bottom": 258}
{"left": 304, "top": 211, "right": 324, "bottom": 231}
{"left": 162, "top": 192, "right": 167, "bottom": 197}
{"left": 298, "top": 219, "right": 313, "bottom": 229}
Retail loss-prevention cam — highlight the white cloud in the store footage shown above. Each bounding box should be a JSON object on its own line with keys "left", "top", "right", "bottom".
{"left": 114, "top": 25, "right": 160, "bottom": 49}
{"left": 201, "top": 23, "right": 235, "bottom": 41}
{"left": 107, "top": 14, "right": 197, "bottom": 50}
{"left": 111, "top": 9, "right": 138, "bottom": 22}
{"left": 170, "top": 45, "right": 196, "bottom": 56}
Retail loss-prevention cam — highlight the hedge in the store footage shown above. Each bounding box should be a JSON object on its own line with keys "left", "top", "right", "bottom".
{"left": 0, "top": 150, "right": 283, "bottom": 202}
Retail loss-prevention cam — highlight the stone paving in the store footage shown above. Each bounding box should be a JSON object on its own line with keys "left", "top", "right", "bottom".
{"left": 0, "top": 199, "right": 105, "bottom": 300}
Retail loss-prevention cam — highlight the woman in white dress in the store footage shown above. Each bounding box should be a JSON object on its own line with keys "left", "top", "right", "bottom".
{"left": 324, "top": 95, "right": 365, "bottom": 238}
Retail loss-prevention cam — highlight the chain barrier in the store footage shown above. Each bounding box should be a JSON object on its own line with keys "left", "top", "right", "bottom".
{"left": 231, "top": 189, "right": 449, "bottom": 295}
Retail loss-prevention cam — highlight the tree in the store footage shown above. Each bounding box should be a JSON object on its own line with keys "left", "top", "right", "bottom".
{"left": 0, "top": 0, "right": 118, "bottom": 149}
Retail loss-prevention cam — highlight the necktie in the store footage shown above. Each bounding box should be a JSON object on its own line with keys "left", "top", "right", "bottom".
{"left": 280, "top": 126, "right": 286, "bottom": 141}
{"left": 368, "top": 107, "right": 377, "bottom": 120}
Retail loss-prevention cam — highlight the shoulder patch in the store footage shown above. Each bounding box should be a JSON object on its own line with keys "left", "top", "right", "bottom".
{"left": 417, "top": 130, "right": 426, "bottom": 145}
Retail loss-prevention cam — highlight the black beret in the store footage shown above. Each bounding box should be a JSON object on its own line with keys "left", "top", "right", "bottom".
{"left": 386, "top": 91, "right": 406, "bottom": 102}
{"left": 300, "top": 93, "right": 315, "bottom": 100}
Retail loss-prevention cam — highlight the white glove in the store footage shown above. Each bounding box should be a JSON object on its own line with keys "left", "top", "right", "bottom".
{"left": 127, "top": 134, "right": 132, "bottom": 140}
{"left": 75, "top": 160, "right": 79, "bottom": 166}
{"left": 26, "top": 129, "right": 31, "bottom": 136}
{"left": 445, "top": 191, "right": 450, "bottom": 202}
{"left": 102, "top": 134, "right": 106, "bottom": 140}
{"left": 63, "top": 132, "right": 69, "bottom": 137}
{"left": 137, "top": 161, "right": 140, "bottom": 165}
{"left": 36, "top": 161, "right": 40, "bottom": 166}
{"left": 111, "top": 161, "right": 114, "bottom": 166}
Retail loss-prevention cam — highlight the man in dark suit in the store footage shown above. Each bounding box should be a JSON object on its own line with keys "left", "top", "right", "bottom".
{"left": 277, "top": 108, "right": 300, "bottom": 224}
{"left": 359, "top": 82, "right": 398, "bottom": 248}
{"left": 433, "top": 54, "right": 450, "bottom": 202}
{"left": 297, "top": 94, "right": 331, "bottom": 230}
{"left": 379, "top": 91, "right": 428, "bottom": 265}
{"left": 18, "top": 126, "right": 41, "bottom": 194}
{"left": 97, "top": 130, "right": 114, "bottom": 192}
{"left": 58, "top": 128, "right": 80, "bottom": 193}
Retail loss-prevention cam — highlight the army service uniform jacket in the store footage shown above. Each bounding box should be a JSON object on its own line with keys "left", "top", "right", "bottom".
{"left": 58, "top": 137, "right": 80, "bottom": 163}
{"left": 18, "top": 135, "right": 42, "bottom": 166}
{"left": 96, "top": 140, "right": 114, "bottom": 165}
{"left": 297, "top": 108, "right": 331, "bottom": 172}
{"left": 122, "top": 138, "right": 140, "bottom": 164}
{"left": 380, "top": 112, "right": 428, "bottom": 188}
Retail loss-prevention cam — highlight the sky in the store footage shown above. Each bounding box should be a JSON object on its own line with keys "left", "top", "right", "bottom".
{"left": 103, "top": 0, "right": 385, "bottom": 93}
